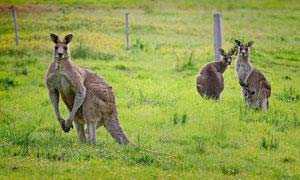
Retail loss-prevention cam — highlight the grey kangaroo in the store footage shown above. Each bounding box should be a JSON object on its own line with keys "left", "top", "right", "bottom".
{"left": 46, "top": 33, "right": 129, "bottom": 144}
{"left": 196, "top": 48, "right": 236, "bottom": 100}
{"left": 235, "top": 40, "right": 271, "bottom": 111}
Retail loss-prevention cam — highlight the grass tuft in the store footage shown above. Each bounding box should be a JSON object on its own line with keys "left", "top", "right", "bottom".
{"left": 175, "top": 51, "right": 197, "bottom": 72}
{"left": 260, "top": 136, "right": 279, "bottom": 150}
{"left": 276, "top": 87, "right": 300, "bottom": 103}
{"left": 172, "top": 113, "right": 188, "bottom": 125}
{"left": 221, "top": 165, "right": 240, "bottom": 176}
{"left": 0, "top": 77, "right": 16, "bottom": 90}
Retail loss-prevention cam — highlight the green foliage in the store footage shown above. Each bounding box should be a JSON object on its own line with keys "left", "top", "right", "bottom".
{"left": 221, "top": 165, "right": 240, "bottom": 176}
{"left": 114, "top": 64, "right": 130, "bottom": 71}
{"left": 175, "top": 51, "right": 197, "bottom": 72}
{"left": 276, "top": 87, "right": 300, "bottom": 103}
{"left": 0, "top": 77, "right": 16, "bottom": 90}
{"left": 131, "top": 153, "right": 155, "bottom": 165}
{"left": 260, "top": 136, "right": 279, "bottom": 150}
{"left": 132, "top": 39, "right": 145, "bottom": 51}
{"left": 172, "top": 113, "right": 188, "bottom": 125}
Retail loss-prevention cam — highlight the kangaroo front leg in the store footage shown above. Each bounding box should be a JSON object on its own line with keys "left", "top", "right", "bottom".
{"left": 242, "top": 87, "right": 250, "bottom": 106}
{"left": 87, "top": 121, "right": 96, "bottom": 144}
{"left": 65, "top": 86, "right": 86, "bottom": 130}
{"left": 47, "top": 88, "right": 67, "bottom": 131}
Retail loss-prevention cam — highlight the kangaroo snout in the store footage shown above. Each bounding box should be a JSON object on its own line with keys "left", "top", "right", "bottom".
{"left": 240, "top": 50, "right": 247, "bottom": 57}
{"left": 58, "top": 52, "right": 63, "bottom": 58}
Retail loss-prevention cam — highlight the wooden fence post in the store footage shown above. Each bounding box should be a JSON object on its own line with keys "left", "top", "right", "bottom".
{"left": 213, "top": 13, "right": 222, "bottom": 61}
{"left": 11, "top": 6, "right": 19, "bottom": 46}
{"left": 125, "top": 12, "right": 130, "bottom": 50}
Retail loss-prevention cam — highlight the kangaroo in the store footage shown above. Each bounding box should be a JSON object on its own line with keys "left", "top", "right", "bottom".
{"left": 196, "top": 48, "right": 236, "bottom": 100}
{"left": 235, "top": 40, "right": 271, "bottom": 111}
{"left": 46, "top": 33, "right": 129, "bottom": 144}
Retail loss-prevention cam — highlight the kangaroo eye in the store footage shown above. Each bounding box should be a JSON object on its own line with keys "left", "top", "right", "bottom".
{"left": 64, "top": 47, "right": 67, "bottom": 50}
{"left": 55, "top": 46, "right": 58, "bottom": 50}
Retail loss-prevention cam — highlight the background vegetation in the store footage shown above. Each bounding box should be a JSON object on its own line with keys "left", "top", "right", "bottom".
{"left": 0, "top": 0, "right": 299, "bottom": 179}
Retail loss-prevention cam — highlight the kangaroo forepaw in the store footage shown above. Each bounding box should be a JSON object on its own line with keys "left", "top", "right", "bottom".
{"left": 60, "top": 121, "right": 73, "bottom": 133}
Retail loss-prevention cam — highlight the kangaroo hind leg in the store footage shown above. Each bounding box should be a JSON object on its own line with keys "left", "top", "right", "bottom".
{"left": 74, "top": 121, "right": 86, "bottom": 143}
{"left": 261, "top": 98, "right": 269, "bottom": 111}
{"left": 86, "top": 121, "right": 96, "bottom": 144}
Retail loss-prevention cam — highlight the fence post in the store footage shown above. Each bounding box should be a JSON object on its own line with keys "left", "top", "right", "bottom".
{"left": 213, "top": 13, "right": 222, "bottom": 61}
{"left": 125, "top": 12, "right": 130, "bottom": 50}
{"left": 11, "top": 6, "right": 19, "bottom": 46}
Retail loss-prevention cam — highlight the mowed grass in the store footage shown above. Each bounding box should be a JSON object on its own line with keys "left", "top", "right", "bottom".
{"left": 0, "top": 1, "right": 300, "bottom": 179}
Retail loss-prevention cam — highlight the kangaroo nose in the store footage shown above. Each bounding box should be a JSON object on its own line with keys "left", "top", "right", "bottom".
{"left": 58, "top": 53, "right": 63, "bottom": 57}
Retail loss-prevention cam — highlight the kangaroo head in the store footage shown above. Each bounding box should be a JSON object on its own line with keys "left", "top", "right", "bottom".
{"left": 219, "top": 48, "right": 236, "bottom": 65}
{"left": 50, "top": 33, "right": 73, "bottom": 60}
{"left": 234, "top": 40, "right": 254, "bottom": 59}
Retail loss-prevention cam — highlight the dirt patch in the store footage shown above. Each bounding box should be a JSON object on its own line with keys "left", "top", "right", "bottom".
{"left": 0, "top": 4, "right": 59, "bottom": 13}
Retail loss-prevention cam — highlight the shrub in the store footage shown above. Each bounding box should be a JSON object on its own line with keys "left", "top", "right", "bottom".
{"left": 0, "top": 77, "right": 16, "bottom": 90}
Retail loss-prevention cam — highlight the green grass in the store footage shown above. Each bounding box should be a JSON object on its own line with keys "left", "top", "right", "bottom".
{"left": 0, "top": 1, "right": 300, "bottom": 179}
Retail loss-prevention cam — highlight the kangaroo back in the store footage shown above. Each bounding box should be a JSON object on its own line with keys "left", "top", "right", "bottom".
{"left": 197, "top": 63, "right": 223, "bottom": 99}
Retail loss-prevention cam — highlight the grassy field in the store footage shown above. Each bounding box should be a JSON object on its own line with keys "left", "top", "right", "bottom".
{"left": 0, "top": 0, "right": 299, "bottom": 179}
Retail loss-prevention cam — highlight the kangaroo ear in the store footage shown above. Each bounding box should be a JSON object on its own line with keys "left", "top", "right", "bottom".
{"left": 50, "top": 33, "right": 59, "bottom": 43}
{"left": 247, "top": 41, "right": 254, "bottom": 47}
{"left": 64, "top": 34, "right": 73, "bottom": 44}
{"left": 219, "top": 48, "right": 226, "bottom": 56}
{"left": 234, "top": 39, "right": 241, "bottom": 46}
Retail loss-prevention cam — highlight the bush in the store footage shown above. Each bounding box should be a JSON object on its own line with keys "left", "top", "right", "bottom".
{"left": 0, "top": 77, "right": 16, "bottom": 90}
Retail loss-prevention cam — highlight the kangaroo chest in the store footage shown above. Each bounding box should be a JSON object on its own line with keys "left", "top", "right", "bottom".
{"left": 49, "top": 64, "right": 75, "bottom": 96}
{"left": 58, "top": 73, "right": 74, "bottom": 94}
{"left": 54, "top": 70, "right": 76, "bottom": 109}
{"left": 236, "top": 61, "right": 252, "bottom": 82}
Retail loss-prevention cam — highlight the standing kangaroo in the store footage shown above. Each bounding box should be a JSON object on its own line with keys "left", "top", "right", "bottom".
{"left": 196, "top": 48, "right": 236, "bottom": 100}
{"left": 235, "top": 40, "right": 271, "bottom": 111}
{"left": 46, "top": 33, "right": 129, "bottom": 144}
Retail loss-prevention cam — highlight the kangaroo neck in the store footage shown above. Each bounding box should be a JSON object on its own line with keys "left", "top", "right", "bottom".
{"left": 214, "top": 61, "right": 228, "bottom": 73}
{"left": 236, "top": 56, "right": 253, "bottom": 82}
{"left": 54, "top": 57, "right": 71, "bottom": 71}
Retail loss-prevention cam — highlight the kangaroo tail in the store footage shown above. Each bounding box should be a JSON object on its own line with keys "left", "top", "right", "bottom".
{"left": 104, "top": 116, "right": 129, "bottom": 145}
{"left": 258, "top": 81, "right": 271, "bottom": 111}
